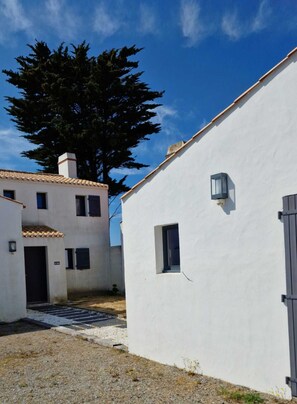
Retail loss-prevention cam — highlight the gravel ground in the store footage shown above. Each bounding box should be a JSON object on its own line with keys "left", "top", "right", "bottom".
{"left": 0, "top": 321, "right": 287, "bottom": 404}
{"left": 26, "top": 308, "right": 128, "bottom": 347}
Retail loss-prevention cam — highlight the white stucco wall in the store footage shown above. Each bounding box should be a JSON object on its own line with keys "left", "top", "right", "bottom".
{"left": 0, "top": 181, "right": 110, "bottom": 295}
{"left": 122, "top": 54, "right": 297, "bottom": 397}
{"left": 0, "top": 198, "right": 26, "bottom": 322}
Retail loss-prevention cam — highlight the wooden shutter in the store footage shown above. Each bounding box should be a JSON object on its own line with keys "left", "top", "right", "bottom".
{"left": 76, "top": 248, "right": 90, "bottom": 270}
{"left": 88, "top": 195, "right": 101, "bottom": 217}
{"left": 283, "top": 195, "right": 297, "bottom": 396}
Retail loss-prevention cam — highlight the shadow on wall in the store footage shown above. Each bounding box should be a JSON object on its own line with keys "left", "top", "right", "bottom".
{"left": 222, "top": 175, "right": 236, "bottom": 215}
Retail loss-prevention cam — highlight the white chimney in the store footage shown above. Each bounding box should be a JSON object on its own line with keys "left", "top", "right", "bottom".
{"left": 58, "top": 152, "right": 77, "bottom": 178}
{"left": 166, "top": 141, "right": 185, "bottom": 159}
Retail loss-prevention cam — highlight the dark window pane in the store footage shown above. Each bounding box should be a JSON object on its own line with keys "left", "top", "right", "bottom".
{"left": 37, "top": 193, "right": 47, "bottom": 209}
{"left": 65, "top": 249, "right": 74, "bottom": 269}
{"left": 3, "top": 190, "right": 15, "bottom": 200}
{"left": 89, "top": 195, "right": 101, "bottom": 217}
{"left": 76, "top": 196, "right": 86, "bottom": 216}
{"left": 163, "top": 225, "right": 180, "bottom": 271}
{"left": 76, "top": 248, "right": 90, "bottom": 269}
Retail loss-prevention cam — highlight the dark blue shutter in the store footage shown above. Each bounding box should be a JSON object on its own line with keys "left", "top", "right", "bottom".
{"left": 88, "top": 195, "right": 101, "bottom": 217}
{"left": 283, "top": 195, "right": 297, "bottom": 396}
{"left": 76, "top": 248, "right": 90, "bottom": 269}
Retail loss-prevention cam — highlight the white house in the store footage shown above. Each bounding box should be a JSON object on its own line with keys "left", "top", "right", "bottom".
{"left": 0, "top": 196, "right": 26, "bottom": 322}
{"left": 121, "top": 48, "right": 297, "bottom": 398}
{"left": 0, "top": 152, "right": 110, "bottom": 322}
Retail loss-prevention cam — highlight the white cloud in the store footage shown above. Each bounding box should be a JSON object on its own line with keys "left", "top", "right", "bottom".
{"left": 180, "top": 0, "right": 206, "bottom": 46}
{"left": 93, "top": 2, "right": 122, "bottom": 38}
{"left": 132, "top": 104, "right": 182, "bottom": 161}
{"left": 111, "top": 167, "right": 151, "bottom": 176}
{"left": 0, "top": 128, "right": 32, "bottom": 168}
{"left": 251, "top": 0, "right": 271, "bottom": 32}
{"left": 45, "top": 0, "right": 79, "bottom": 40}
{"left": 139, "top": 3, "right": 158, "bottom": 35}
{"left": 0, "top": 0, "right": 31, "bottom": 44}
{"left": 150, "top": 105, "right": 185, "bottom": 155}
{"left": 221, "top": 11, "right": 241, "bottom": 41}
{"left": 222, "top": 0, "right": 271, "bottom": 41}
{"left": 153, "top": 105, "right": 178, "bottom": 131}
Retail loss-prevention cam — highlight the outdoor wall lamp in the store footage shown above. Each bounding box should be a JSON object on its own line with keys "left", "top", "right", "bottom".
{"left": 9, "top": 240, "right": 17, "bottom": 253}
{"left": 211, "top": 173, "right": 228, "bottom": 206}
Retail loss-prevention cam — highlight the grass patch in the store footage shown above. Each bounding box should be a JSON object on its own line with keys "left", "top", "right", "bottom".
{"left": 218, "top": 386, "right": 264, "bottom": 403}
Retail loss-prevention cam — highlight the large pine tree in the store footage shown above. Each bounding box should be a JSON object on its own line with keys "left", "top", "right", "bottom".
{"left": 3, "top": 42, "right": 163, "bottom": 196}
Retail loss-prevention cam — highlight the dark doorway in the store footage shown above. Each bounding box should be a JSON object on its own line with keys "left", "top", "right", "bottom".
{"left": 24, "top": 247, "right": 48, "bottom": 304}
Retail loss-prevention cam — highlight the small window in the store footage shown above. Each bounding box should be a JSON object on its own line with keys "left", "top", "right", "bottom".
{"left": 76, "top": 196, "right": 86, "bottom": 216}
{"left": 37, "top": 193, "right": 47, "bottom": 209}
{"left": 88, "top": 195, "right": 101, "bottom": 217}
{"left": 76, "top": 248, "right": 90, "bottom": 270}
{"left": 3, "top": 190, "right": 15, "bottom": 200}
{"left": 163, "top": 224, "right": 180, "bottom": 272}
{"left": 65, "top": 249, "right": 74, "bottom": 269}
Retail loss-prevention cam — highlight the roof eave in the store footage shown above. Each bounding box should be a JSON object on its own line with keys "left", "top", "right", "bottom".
{"left": 121, "top": 46, "right": 297, "bottom": 201}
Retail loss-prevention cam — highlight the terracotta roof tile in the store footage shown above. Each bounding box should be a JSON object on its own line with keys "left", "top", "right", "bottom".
{"left": 22, "top": 225, "right": 64, "bottom": 238}
{"left": 122, "top": 47, "right": 297, "bottom": 200}
{"left": 0, "top": 169, "right": 108, "bottom": 189}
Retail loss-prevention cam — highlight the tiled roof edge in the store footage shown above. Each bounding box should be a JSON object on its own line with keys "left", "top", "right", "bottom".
{"left": 0, "top": 170, "right": 108, "bottom": 189}
{"left": 22, "top": 225, "right": 64, "bottom": 238}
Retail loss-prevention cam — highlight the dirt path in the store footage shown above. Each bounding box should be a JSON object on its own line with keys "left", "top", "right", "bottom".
{"left": 0, "top": 321, "right": 286, "bottom": 404}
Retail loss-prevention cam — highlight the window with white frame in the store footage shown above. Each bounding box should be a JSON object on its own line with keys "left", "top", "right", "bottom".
{"left": 75, "top": 195, "right": 101, "bottom": 217}
{"left": 155, "top": 223, "right": 181, "bottom": 273}
{"left": 76, "top": 196, "right": 86, "bottom": 216}
{"left": 65, "top": 249, "right": 74, "bottom": 269}
{"left": 162, "top": 224, "right": 180, "bottom": 272}
{"left": 65, "top": 248, "right": 90, "bottom": 270}
{"left": 37, "top": 192, "right": 47, "bottom": 209}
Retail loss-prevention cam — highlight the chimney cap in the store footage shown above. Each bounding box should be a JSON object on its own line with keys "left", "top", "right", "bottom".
{"left": 58, "top": 152, "right": 77, "bottom": 178}
{"left": 166, "top": 141, "right": 185, "bottom": 158}
{"left": 58, "top": 152, "right": 77, "bottom": 164}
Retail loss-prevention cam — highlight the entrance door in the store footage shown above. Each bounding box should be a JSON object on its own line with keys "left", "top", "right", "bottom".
{"left": 282, "top": 195, "right": 297, "bottom": 396}
{"left": 24, "top": 247, "right": 48, "bottom": 303}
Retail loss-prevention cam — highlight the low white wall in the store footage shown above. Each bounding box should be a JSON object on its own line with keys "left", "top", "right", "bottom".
{"left": 0, "top": 198, "right": 26, "bottom": 322}
{"left": 110, "top": 246, "right": 125, "bottom": 293}
{"left": 122, "top": 54, "right": 297, "bottom": 397}
{"left": 23, "top": 237, "right": 67, "bottom": 303}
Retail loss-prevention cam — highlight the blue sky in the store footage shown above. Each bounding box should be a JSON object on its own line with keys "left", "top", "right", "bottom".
{"left": 0, "top": 0, "right": 296, "bottom": 244}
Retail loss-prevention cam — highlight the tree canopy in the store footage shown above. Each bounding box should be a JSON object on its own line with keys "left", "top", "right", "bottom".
{"left": 3, "top": 41, "right": 163, "bottom": 196}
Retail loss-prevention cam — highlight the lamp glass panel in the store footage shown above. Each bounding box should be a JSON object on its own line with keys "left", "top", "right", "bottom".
{"left": 211, "top": 179, "right": 215, "bottom": 196}
{"left": 222, "top": 176, "right": 227, "bottom": 194}
{"left": 217, "top": 178, "right": 222, "bottom": 195}
{"left": 9, "top": 241, "right": 16, "bottom": 252}
{"left": 212, "top": 178, "right": 221, "bottom": 196}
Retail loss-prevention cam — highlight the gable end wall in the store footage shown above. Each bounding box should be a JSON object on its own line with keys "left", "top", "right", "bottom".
{"left": 122, "top": 54, "right": 297, "bottom": 396}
